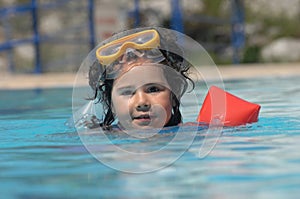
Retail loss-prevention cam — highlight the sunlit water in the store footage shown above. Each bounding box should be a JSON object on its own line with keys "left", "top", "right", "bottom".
{"left": 1, "top": 76, "right": 300, "bottom": 199}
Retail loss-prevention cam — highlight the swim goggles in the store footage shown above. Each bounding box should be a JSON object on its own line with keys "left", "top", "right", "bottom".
{"left": 96, "top": 29, "right": 161, "bottom": 66}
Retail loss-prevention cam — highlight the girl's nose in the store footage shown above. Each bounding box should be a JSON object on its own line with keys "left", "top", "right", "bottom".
{"left": 133, "top": 90, "right": 150, "bottom": 111}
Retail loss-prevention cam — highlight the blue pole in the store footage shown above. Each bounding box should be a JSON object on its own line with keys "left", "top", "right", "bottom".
{"left": 231, "top": 0, "right": 245, "bottom": 64}
{"left": 31, "top": 0, "right": 41, "bottom": 73}
{"left": 170, "top": 0, "right": 184, "bottom": 33}
{"left": 88, "top": 0, "right": 96, "bottom": 49}
{"left": 134, "top": 0, "right": 140, "bottom": 27}
{"left": 2, "top": 15, "right": 15, "bottom": 72}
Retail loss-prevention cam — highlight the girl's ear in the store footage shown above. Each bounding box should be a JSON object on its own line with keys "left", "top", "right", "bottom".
{"left": 111, "top": 102, "right": 116, "bottom": 114}
{"left": 172, "top": 98, "right": 176, "bottom": 107}
{"left": 171, "top": 93, "right": 177, "bottom": 107}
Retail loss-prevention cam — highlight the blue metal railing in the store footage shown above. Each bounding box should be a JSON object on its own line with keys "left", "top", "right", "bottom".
{"left": 88, "top": 0, "right": 96, "bottom": 50}
{"left": 170, "top": 0, "right": 184, "bottom": 33}
{"left": 0, "top": 0, "right": 245, "bottom": 74}
{"left": 31, "top": 0, "right": 41, "bottom": 73}
{"left": 132, "top": 0, "right": 245, "bottom": 64}
{"left": 231, "top": 0, "right": 245, "bottom": 64}
{"left": 0, "top": 0, "right": 96, "bottom": 73}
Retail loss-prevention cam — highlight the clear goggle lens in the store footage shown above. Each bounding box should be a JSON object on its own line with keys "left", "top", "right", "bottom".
{"left": 105, "top": 48, "right": 165, "bottom": 79}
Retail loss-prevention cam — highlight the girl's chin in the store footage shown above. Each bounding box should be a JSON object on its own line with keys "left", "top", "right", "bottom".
{"left": 118, "top": 119, "right": 166, "bottom": 130}
{"left": 133, "top": 119, "right": 166, "bottom": 129}
{"left": 118, "top": 122, "right": 151, "bottom": 130}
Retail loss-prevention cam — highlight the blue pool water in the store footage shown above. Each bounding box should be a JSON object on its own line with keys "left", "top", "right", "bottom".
{"left": 1, "top": 76, "right": 300, "bottom": 199}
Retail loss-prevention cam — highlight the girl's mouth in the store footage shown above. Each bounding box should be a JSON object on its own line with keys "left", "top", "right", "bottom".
{"left": 133, "top": 114, "right": 154, "bottom": 125}
{"left": 134, "top": 114, "right": 151, "bottom": 119}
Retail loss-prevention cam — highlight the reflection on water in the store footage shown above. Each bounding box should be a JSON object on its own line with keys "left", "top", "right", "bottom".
{"left": 1, "top": 76, "right": 300, "bottom": 199}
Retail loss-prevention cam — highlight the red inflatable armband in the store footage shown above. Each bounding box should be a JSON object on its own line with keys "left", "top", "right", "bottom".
{"left": 197, "top": 86, "right": 261, "bottom": 126}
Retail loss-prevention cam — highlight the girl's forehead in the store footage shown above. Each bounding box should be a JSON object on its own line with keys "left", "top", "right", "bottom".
{"left": 113, "top": 57, "right": 154, "bottom": 78}
{"left": 113, "top": 64, "right": 170, "bottom": 89}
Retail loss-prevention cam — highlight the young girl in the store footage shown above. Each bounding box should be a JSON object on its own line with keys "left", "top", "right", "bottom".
{"left": 88, "top": 28, "right": 194, "bottom": 131}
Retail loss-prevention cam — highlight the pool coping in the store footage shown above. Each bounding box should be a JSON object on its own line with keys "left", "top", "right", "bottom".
{"left": 1, "top": 62, "right": 299, "bottom": 90}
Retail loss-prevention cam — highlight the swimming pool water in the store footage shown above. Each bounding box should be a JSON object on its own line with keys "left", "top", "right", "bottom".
{"left": 1, "top": 76, "right": 300, "bottom": 199}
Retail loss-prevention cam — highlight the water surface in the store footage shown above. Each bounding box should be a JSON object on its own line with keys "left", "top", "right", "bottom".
{"left": 1, "top": 76, "right": 300, "bottom": 199}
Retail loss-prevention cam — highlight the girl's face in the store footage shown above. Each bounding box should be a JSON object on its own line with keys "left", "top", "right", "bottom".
{"left": 111, "top": 64, "right": 173, "bottom": 130}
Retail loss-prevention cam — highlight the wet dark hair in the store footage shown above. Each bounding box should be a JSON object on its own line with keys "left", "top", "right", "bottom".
{"left": 88, "top": 27, "right": 194, "bottom": 130}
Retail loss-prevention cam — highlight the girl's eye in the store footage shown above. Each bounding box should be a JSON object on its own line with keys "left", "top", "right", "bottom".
{"left": 120, "top": 89, "right": 134, "bottom": 96}
{"left": 147, "top": 86, "right": 161, "bottom": 93}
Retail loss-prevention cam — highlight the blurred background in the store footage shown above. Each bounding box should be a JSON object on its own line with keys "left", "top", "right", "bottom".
{"left": 0, "top": 0, "right": 300, "bottom": 74}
